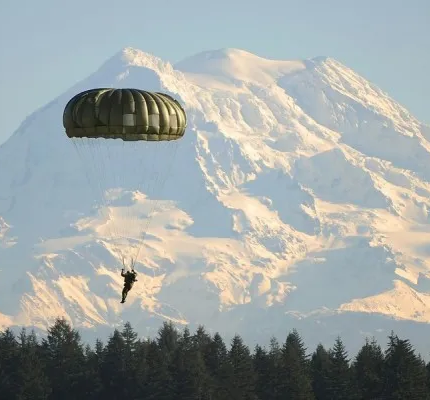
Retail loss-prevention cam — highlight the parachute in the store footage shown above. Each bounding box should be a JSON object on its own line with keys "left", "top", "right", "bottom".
{"left": 63, "top": 88, "right": 187, "bottom": 268}
{"left": 63, "top": 88, "right": 186, "bottom": 141}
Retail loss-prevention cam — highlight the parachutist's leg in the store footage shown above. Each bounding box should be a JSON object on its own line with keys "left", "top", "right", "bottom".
{"left": 121, "top": 283, "right": 132, "bottom": 303}
{"left": 121, "top": 287, "right": 128, "bottom": 303}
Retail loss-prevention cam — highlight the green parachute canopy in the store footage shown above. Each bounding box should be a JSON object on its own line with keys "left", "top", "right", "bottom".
{"left": 63, "top": 88, "right": 187, "bottom": 141}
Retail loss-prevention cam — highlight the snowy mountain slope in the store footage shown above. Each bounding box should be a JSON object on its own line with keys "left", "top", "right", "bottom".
{"left": 1, "top": 47, "right": 430, "bottom": 355}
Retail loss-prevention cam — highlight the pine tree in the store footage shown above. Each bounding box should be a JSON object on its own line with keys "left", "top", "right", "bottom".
{"left": 193, "top": 325, "right": 214, "bottom": 398}
{"left": 0, "top": 328, "right": 21, "bottom": 399}
{"left": 133, "top": 338, "right": 150, "bottom": 398}
{"left": 327, "top": 336, "right": 353, "bottom": 399}
{"left": 205, "top": 332, "right": 232, "bottom": 400}
{"left": 279, "top": 329, "right": 314, "bottom": 399}
{"left": 82, "top": 340, "right": 103, "bottom": 399}
{"left": 427, "top": 361, "right": 430, "bottom": 393}
{"left": 171, "top": 326, "right": 210, "bottom": 399}
{"left": 311, "top": 343, "right": 332, "bottom": 400}
{"left": 352, "top": 337, "right": 384, "bottom": 399}
{"left": 171, "top": 327, "right": 192, "bottom": 398}
{"left": 121, "top": 322, "right": 138, "bottom": 351}
{"left": 228, "top": 334, "right": 256, "bottom": 400}
{"left": 3, "top": 316, "right": 430, "bottom": 399}
{"left": 253, "top": 344, "right": 272, "bottom": 400}
{"left": 157, "top": 321, "right": 179, "bottom": 356}
{"left": 100, "top": 329, "right": 127, "bottom": 398}
{"left": 121, "top": 322, "right": 139, "bottom": 398}
{"left": 16, "top": 328, "right": 51, "bottom": 400}
{"left": 194, "top": 325, "right": 212, "bottom": 355}
{"left": 145, "top": 320, "right": 181, "bottom": 399}
{"left": 41, "top": 317, "right": 86, "bottom": 400}
{"left": 145, "top": 339, "right": 174, "bottom": 400}
{"left": 266, "top": 336, "right": 284, "bottom": 400}
{"left": 383, "top": 332, "right": 429, "bottom": 399}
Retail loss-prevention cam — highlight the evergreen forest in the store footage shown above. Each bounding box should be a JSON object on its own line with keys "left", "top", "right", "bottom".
{"left": 1, "top": 317, "right": 429, "bottom": 399}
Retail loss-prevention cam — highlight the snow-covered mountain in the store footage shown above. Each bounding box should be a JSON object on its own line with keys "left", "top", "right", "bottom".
{"left": 1, "top": 47, "right": 430, "bottom": 356}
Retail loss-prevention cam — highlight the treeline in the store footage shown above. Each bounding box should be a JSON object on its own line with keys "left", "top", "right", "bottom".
{"left": 0, "top": 318, "right": 429, "bottom": 399}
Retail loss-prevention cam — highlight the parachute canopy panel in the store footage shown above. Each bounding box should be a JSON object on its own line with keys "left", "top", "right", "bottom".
{"left": 63, "top": 88, "right": 187, "bottom": 141}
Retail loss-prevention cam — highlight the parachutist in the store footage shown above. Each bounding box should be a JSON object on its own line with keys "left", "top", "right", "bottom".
{"left": 120, "top": 268, "right": 138, "bottom": 303}
{"left": 63, "top": 88, "right": 186, "bottom": 304}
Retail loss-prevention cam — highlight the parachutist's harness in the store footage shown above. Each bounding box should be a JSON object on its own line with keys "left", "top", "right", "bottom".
{"left": 122, "top": 269, "right": 137, "bottom": 286}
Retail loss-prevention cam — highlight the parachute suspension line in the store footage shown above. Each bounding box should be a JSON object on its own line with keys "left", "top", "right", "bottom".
{"left": 118, "top": 140, "right": 130, "bottom": 241}
{"left": 113, "top": 139, "right": 131, "bottom": 242}
{"left": 63, "top": 88, "right": 188, "bottom": 270}
{"left": 122, "top": 138, "right": 166, "bottom": 264}
{"left": 88, "top": 138, "right": 176, "bottom": 268}
{"left": 124, "top": 139, "right": 162, "bottom": 265}
{"left": 105, "top": 139, "right": 138, "bottom": 242}
{"left": 105, "top": 140, "right": 128, "bottom": 246}
{"left": 90, "top": 138, "right": 112, "bottom": 241}
{"left": 92, "top": 138, "right": 119, "bottom": 240}
{"left": 85, "top": 138, "right": 119, "bottom": 245}
{"left": 71, "top": 138, "right": 112, "bottom": 238}
{"left": 116, "top": 140, "right": 128, "bottom": 241}
{"left": 74, "top": 138, "right": 175, "bottom": 268}
{"left": 126, "top": 140, "right": 155, "bottom": 242}
{"left": 96, "top": 138, "right": 134, "bottom": 263}
{"left": 73, "top": 137, "right": 123, "bottom": 262}
{"left": 133, "top": 139, "right": 182, "bottom": 264}
{"left": 71, "top": 139, "right": 97, "bottom": 205}
{"left": 71, "top": 139, "right": 105, "bottom": 234}
{"left": 105, "top": 139, "right": 142, "bottom": 260}
{"left": 133, "top": 149, "right": 168, "bottom": 262}
{"left": 121, "top": 254, "right": 133, "bottom": 272}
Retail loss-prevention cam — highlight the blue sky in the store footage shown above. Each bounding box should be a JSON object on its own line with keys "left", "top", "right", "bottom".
{"left": 0, "top": 0, "right": 429, "bottom": 143}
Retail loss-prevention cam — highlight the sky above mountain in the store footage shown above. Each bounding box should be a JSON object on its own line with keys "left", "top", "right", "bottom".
{"left": 1, "top": 0, "right": 429, "bottom": 142}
